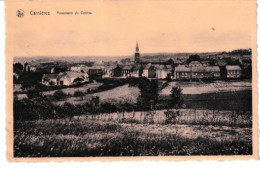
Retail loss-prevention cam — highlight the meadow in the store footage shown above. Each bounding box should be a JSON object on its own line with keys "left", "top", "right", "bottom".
{"left": 14, "top": 117, "right": 252, "bottom": 157}
{"left": 160, "top": 80, "right": 252, "bottom": 95}
{"left": 13, "top": 80, "right": 253, "bottom": 157}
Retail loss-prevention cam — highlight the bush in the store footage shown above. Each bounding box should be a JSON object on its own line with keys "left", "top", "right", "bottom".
{"left": 170, "top": 86, "right": 184, "bottom": 108}
{"left": 74, "top": 91, "right": 85, "bottom": 97}
{"left": 52, "top": 90, "right": 67, "bottom": 101}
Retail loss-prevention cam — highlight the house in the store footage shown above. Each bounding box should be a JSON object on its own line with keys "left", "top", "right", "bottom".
{"left": 121, "top": 65, "right": 132, "bottom": 78}
{"left": 205, "top": 66, "right": 221, "bottom": 78}
{"left": 174, "top": 65, "right": 191, "bottom": 79}
{"left": 142, "top": 63, "right": 149, "bottom": 78}
{"left": 130, "top": 64, "right": 143, "bottom": 78}
{"left": 70, "top": 65, "right": 90, "bottom": 73}
{"left": 142, "top": 63, "right": 156, "bottom": 78}
{"left": 113, "top": 65, "right": 123, "bottom": 77}
{"left": 56, "top": 71, "right": 88, "bottom": 86}
{"left": 226, "top": 65, "right": 242, "bottom": 78}
{"left": 42, "top": 74, "right": 58, "bottom": 86}
{"left": 88, "top": 66, "right": 103, "bottom": 78}
{"left": 190, "top": 66, "right": 205, "bottom": 79}
{"left": 155, "top": 65, "right": 171, "bottom": 79}
{"left": 103, "top": 65, "right": 115, "bottom": 78}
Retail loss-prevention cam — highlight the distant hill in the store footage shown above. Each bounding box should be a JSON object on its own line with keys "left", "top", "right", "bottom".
{"left": 13, "top": 48, "right": 251, "bottom": 64}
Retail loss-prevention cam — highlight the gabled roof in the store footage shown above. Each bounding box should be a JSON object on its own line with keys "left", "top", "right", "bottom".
{"left": 154, "top": 65, "right": 170, "bottom": 71}
{"left": 189, "top": 61, "right": 202, "bottom": 65}
{"left": 143, "top": 63, "right": 153, "bottom": 70}
{"left": 43, "top": 74, "right": 58, "bottom": 79}
{"left": 57, "top": 71, "right": 86, "bottom": 80}
{"left": 226, "top": 65, "right": 241, "bottom": 71}
{"left": 191, "top": 66, "right": 205, "bottom": 72}
{"left": 205, "top": 66, "right": 220, "bottom": 72}
{"left": 175, "top": 65, "right": 190, "bottom": 72}
{"left": 121, "top": 65, "right": 132, "bottom": 70}
{"left": 65, "top": 71, "right": 86, "bottom": 78}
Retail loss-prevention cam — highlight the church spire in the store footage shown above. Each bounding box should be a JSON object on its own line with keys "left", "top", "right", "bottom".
{"left": 135, "top": 42, "right": 140, "bottom": 63}
{"left": 136, "top": 42, "right": 139, "bottom": 53}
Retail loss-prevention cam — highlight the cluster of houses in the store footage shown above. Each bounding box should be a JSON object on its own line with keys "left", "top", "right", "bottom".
{"left": 174, "top": 61, "right": 242, "bottom": 80}
{"left": 38, "top": 43, "right": 244, "bottom": 86}
{"left": 42, "top": 71, "right": 89, "bottom": 86}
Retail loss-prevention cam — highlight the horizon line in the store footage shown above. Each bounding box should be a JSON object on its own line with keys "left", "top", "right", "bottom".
{"left": 13, "top": 48, "right": 252, "bottom": 58}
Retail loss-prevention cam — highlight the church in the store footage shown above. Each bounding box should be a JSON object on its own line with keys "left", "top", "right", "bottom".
{"left": 131, "top": 42, "right": 174, "bottom": 79}
{"left": 103, "top": 42, "right": 174, "bottom": 79}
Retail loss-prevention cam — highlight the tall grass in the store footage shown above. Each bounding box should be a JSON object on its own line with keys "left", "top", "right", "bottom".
{"left": 86, "top": 109, "right": 252, "bottom": 127}
{"left": 14, "top": 119, "right": 252, "bottom": 157}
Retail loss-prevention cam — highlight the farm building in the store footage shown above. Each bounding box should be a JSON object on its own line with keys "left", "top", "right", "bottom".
{"left": 130, "top": 64, "right": 143, "bottom": 78}
{"left": 155, "top": 65, "right": 171, "bottom": 79}
{"left": 88, "top": 66, "right": 103, "bottom": 78}
{"left": 205, "top": 66, "right": 221, "bottom": 78}
{"left": 113, "top": 65, "right": 123, "bottom": 77}
{"left": 142, "top": 63, "right": 156, "bottom": 78}
{"left": 103, "top": 65, "right": 115, "bottom": 78}
{"left": 56, "top": 71, "right": 89, "bottom": 86}
{"left": 42, "top": 71, "right": 88, "bottom": 86}
{"left": 226, "top": 65, "right": 242, "bottom": 78}
{"left": 70, "top": 65, "right": 90, "bottom": 73}
{"left": 174, "top": 65, "right": 221, "bottom": 80}
{"left": 42, "top": 74, "right": 58, "bottom": 86}
{"left": 121, "top": 65, "right": 132, "bottom": 78}
{"left": 175, "top": 65, "right": 191, "bottom": 79}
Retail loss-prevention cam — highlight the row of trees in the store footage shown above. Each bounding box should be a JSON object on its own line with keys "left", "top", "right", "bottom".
{"left": 14, "top": 78, "right": 184, "bottom": 121}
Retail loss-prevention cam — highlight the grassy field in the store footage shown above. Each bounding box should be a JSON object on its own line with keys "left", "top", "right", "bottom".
{"left": 90, "top": 84, "right": 139, "bottom": 104}
{"left": 14, "top": 117, "right": 252, "bottom": 157}
{"left": 160, "top": 80, "right": 252, "bottom": 95}
{"left": 55, "top": 84, "right": 140, "bottom": 105}
{"left": 183, "top": 90, "right": 252, "bottom": 111}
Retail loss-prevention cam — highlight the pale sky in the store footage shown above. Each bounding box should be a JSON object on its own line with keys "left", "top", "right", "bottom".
{"left": 6, "top": 0, "right": 256, "bottom": 57}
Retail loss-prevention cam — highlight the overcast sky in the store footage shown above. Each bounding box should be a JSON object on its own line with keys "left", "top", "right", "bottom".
{"left": 7, "top": 0, "right": 255, "bottom": 57}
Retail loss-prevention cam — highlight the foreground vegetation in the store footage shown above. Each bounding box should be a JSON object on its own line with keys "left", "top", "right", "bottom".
{"left": 13, "top": 78, "right": 253, "bottom": 157}
{"left": 14, "top": 118, "right": 252, "bottom": 157}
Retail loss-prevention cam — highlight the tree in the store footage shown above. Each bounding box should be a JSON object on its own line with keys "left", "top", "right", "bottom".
{"left": 13, "top": 63, "right": 23, "bottom": 73}
{"left": 170, "top": 86, "right": 184, "bottom": 108}
{"left": 19, "top": 72, "right": 44, "bottom": 90}
{"left": 137, "top": 78, "right": 159, "bottom": 110}
{"left": 187, "top": 54, "right": 201, "bottom": 64}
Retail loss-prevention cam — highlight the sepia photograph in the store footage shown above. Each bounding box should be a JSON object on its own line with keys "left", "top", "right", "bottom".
{"left": 5, "top": 0, "right": 257, "bottom": 160}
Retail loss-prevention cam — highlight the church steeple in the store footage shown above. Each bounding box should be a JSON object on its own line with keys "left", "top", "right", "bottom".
{"left": 135, "top": 42, "right": 140, "bottom": 63}
{"left": 136, "top": 42, "right": 139, "bottom": 53}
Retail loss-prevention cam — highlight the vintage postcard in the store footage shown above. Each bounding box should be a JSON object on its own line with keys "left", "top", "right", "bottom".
{"left": 5, "top": 0, "right": 258, "bottom": 161}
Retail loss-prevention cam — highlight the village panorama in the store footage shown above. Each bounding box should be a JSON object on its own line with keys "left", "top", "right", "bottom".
{"left": 13, "top": 43, "right": 252, "bottom": 157}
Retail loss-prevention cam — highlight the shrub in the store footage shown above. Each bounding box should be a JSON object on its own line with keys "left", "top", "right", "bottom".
{"left": 170, "top": 86, "right": 184, "bottom": 108}
{"left": 52, "top": 90, "right": 67, "bottom": 101}
{"left": 74, "top": 91, "right": 85, "bottom": 97}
